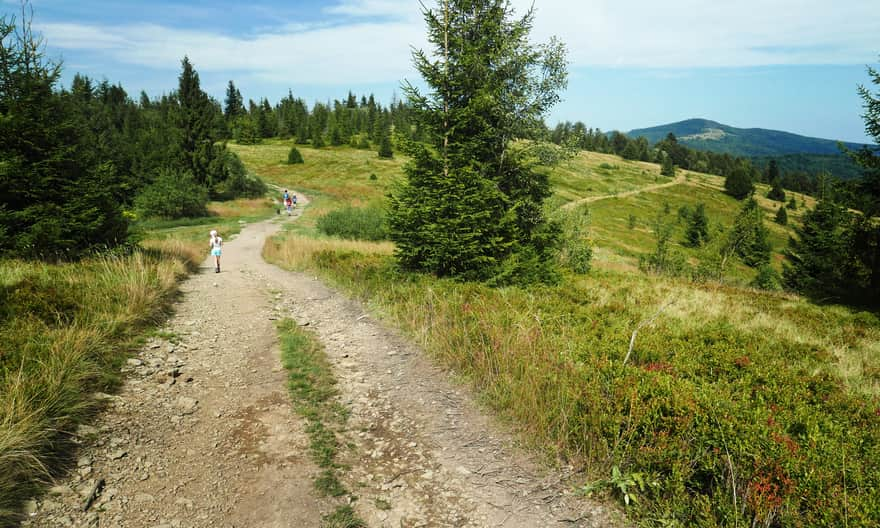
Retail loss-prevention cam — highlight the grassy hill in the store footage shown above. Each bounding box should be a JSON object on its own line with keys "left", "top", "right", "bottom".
{"left": 243, "top": 141, "right": 880, "bottom": 527}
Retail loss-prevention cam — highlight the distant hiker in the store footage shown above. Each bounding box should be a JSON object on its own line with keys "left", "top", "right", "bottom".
{"left": 282, "top": 189, "right": 290, "bottom": 203}
{"left": 285, "top": 196, "right": 293, "bottom": 215}
{"left": 209, "top": 230, "right": 223, "bottom": 273}
{"left": 292, "top": 194, "right": 298, "bottom": 208}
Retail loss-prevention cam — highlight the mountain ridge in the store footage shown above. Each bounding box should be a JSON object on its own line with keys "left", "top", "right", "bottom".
{"left": 626, "top": 118, "right": 870, "bottom": 158}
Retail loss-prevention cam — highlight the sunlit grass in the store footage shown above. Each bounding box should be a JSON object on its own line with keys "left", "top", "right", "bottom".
{"left": 252, "top": 142, "right": 880, "bottom": 525}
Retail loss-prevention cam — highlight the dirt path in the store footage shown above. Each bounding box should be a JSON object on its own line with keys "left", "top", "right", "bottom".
{"left": 23, "top": 201, "right": 616, "bottom": 527}
{"left": 562, "top": 172, "right": 688, "bottom": 210}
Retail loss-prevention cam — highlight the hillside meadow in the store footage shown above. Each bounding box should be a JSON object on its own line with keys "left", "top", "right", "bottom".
{"left": 257, "top": 142, "right": 880, "bottom": 526}
{"left": 0, "top": 198, "right": 275, "bottom": 524}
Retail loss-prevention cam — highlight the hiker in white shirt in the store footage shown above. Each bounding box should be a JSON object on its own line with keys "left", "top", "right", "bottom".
{"left": 209, "top": 230, "right": 223, "bottom": 273}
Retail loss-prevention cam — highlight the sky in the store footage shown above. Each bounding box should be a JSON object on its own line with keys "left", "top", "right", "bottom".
{"left": 7, "top": 0, "right": 880, "bottom": 143}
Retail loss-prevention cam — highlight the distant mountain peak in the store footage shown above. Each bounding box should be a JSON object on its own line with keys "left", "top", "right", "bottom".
{"left": 626, "top": 119, "right": 867, "bottom": 157}
{"left": 679, "top": 127, "right": 728, "bottom": 142}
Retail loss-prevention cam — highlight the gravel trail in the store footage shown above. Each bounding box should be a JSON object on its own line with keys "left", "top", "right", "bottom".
{"left": 23, "top": 201, "right": 617, "bottom": 528}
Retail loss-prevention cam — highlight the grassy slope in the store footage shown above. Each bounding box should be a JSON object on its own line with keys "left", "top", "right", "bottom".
{"left": 0, "top": 197, "right": 275, "bottom": 524}
{"left": 253, "top": 142, "right": 880, "bottom": 526}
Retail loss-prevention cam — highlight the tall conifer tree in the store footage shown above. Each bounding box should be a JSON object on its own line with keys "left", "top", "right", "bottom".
{"left": 387, "top": 0, "right": 567, "bottom": 283}
{"left": 176, "top": 56, "right": 220, "bottom": 187}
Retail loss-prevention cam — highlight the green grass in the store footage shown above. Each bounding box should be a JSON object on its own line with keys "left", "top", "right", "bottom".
{"left": 229, "top": 140, "right": 403, "bottom": 232}
{"left": 266, "top": 241, "right": 880, "bottom": 527}
{"left": 545, "top": 150, "right": 673, "bottom": 205}
{"left": 251, "top": 144, "right": 880, "bottom": 527}
{"left": 276, "top": 319, "right": 364, "bottom": 524}
{"left": 321, "top": 505, "right": 368, "bottom": 528}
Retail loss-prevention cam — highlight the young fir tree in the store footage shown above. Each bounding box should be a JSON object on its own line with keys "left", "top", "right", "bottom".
{"left": 660, "top": 151, "right": 676, "bottom": 177}
{"left": 732, "top": 197, "right": 772, "bottom": 267}
{"left": 685, "top": 203, "right": 710, "bottom": 247}
{"left": 387, "top": 0, "right": 567, "bottom": 284}
{"left": 724, "top": 165, "right": 755, "bottom": 199}
{"left": 377, "top": 126, "right": 393, "bottom": 159}
{"left": 774, "top": 205, "right": 788, "bottom": 225}
{"left": 787, "top": 195, "right": 798, "bottom": 210}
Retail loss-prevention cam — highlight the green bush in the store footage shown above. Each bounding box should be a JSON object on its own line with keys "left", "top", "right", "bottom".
{"left": 316, "top": 206, "right": 388, "bottom": 241}
{"left": 287, "top": 146, "right": 304, "bottom": 165}
{"left": 751, "top": 264, "right": 782, "bottom": 290}
{"left": 213, "top": 151, "right": 267, "bottom": 199}
{"left": 134, "top": 170, "right": 208, "bottom": 219}
{"left": 556, "top": 207, "right": 593, "bottom": 274}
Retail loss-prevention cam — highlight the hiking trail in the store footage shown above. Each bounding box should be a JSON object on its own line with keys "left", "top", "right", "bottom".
{"left": 23, "top": 198, "right": 619, "bottom": 528}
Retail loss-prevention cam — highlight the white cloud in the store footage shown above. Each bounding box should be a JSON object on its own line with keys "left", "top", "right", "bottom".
{"left": 324, "top": 0, "right": 420, "bottom": 21}
{"left": 38, "top": 19, "right": 425, "bottom": 85}
{"left": 36, "top": 0, "right": 880, "bottom": 89}
{"left": 512, "top": 0, "right": 879, "bottom": 67}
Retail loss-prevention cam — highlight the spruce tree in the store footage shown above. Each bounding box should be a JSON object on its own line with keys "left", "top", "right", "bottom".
{"left": 377, "top": 127, "right": 393, "bottom": 159}
{"left": 685, "top": 203, "right": 709, "bottom": 247}
{"left": 311, "top": 127, "right": 325, "bottom": 148}
{"left": 787, "top": 195, "right": 797, "bottom": 210}
{"left": 287, "top": 146, "right": 304, "bottom": 164}
{"left": 224, "top": 80, "right": 244, "bottom": 121}
{"left": 0, "top": 11, "right": 127, "bottom": 258}
{"left": 176, "top": 56, "right": 221, "bottom": 188}
{"left": 767, "top": 162, "right": 786, "bottom": 201}
{"left": 774, "top": 205, "right": 788, "bottom": 225}
{"left": 732, "top": 198, "right": 772, "bottom": 267}
{"left": 724, "top": 165, "right": 754, "bottom": 199}
{"left": 765, "top": 159, "right": 779, "bottom": 184}
{"left": 660, "top": 152, "right": 676, "bottom": 177}
{"left": 784, "top": 200, "right": 854, "bottom": 297}
{"left": 387, "top": 0, "right": 567, "bottom": 283}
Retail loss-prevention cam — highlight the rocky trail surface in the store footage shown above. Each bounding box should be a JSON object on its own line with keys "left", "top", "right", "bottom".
{"left": 23, "top": 203, "right": 616, "bottom": 527}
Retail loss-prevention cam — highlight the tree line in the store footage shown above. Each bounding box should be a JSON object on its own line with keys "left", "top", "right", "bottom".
{"left": 221, "top": 81, "right": 412, "bottom": 155}
{"left": 0, "top": 8, "right": 269, "bottom": 258}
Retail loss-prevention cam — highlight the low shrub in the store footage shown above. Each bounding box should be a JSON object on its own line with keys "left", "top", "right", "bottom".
{"left": 316, "top": 206, "right": 388, "bottom": 241}
{"left": 134, "top": 169, "right": 208, "bottom": 219}
{"left": 287, "top": 146, "right": 304, "bottom": 165}
{"left": 213, "top": 151, "right": 268, "bottom": 199}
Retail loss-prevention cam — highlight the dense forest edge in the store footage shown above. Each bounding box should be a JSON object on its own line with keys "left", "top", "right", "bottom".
{"left": 2, "top": 0, "right": 880, "bottom": 527}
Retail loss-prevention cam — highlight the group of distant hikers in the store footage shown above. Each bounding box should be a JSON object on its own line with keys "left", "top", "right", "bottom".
{"left": 282, "top": 188, "right": 297, "bottom": 215}
{"left": 208, "top": 189, "right": 298, "bottom": 274}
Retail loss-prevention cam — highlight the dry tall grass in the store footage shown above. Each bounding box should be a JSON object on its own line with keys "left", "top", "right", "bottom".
{"left": 0, "top": 249, "right": 189, "bottom": 524}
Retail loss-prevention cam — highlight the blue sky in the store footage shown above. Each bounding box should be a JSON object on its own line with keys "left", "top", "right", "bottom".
{"left": 9, "top": 0, "right": 880, "bottom": 143}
